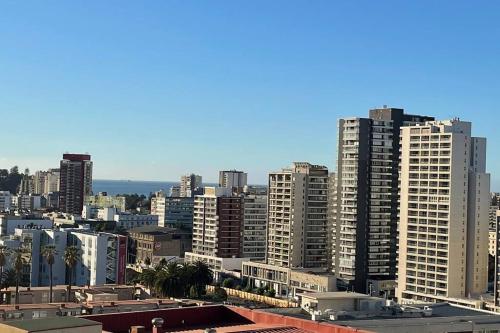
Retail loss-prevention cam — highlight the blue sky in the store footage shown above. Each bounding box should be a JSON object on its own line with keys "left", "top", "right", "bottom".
{"left": 1, "top": 1, "right": 499, "bottom": 187}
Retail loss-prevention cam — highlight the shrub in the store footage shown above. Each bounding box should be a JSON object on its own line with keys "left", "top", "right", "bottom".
{"left": 212, "top": 287, "right": 228, "bottom": 302}
{"left": 222, "top": 278, "right": 234, "bottom": 288}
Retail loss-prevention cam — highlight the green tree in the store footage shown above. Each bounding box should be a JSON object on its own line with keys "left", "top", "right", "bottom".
{"left": 191, "top": 261, "right": 213, "bottom": 298}
{"left": 2, "top": 269, "right": 16, "bottom": 289}
{"left": 139, "top": 268, "right": 157, "bottom": 295}
{"left": 0, "top": 246, "right": 8, "bottom": 288}
{"left": 63, "top": 246, "right": 80, "bottom": 302}
{"left": 212, "top": 287, "right": 228, "bottom": 302}
{"left": 155, "top": 262, "right": 184, "bottom": 298}
{"left": 12, "top": 248, "right": 30, "bottom": 305}
{"left": 222, "top": 278, "right": 234, "bottom": 288}
{"left": 0, "top": 245, "right": 8, "bottom": 303}
{"left": 41, "top": 245, "right": 57, "bottom": 303}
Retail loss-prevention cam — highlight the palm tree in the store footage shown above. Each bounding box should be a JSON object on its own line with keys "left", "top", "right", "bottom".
{"left": 62, "top": 246, "right": 80, "bottom": 302}
{"left": 191, "top": 261, "right": 213, "bottom": 298}
{"left": 0, "top": 245, "right": 8, "bottom": 289}
{"left": 155, "top": 262, "right": 184, "bottom": 298}
{"left": 0, "top": 246, "right": 9, "bottom": 304}
{"left": 12, "top": 248, "right": 30, "bottom": 305}
{"left": 139, "top": 268, "right": 157, "bottom": 295}
{"left": 41, "top": 245, "right": 57, "bottom": 303}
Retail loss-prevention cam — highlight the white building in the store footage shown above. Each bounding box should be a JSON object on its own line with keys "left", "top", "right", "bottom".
{"left": 0, "top": 191, "right": 11, "bottom": 212}
{"left": 69, "top": 230, "right": 127, "bottom": 286}
{"left": 11, "top": 194, "right": 42, "bottom": 211}
{"left": 0, "top": 228, "right": 67, "bottom": 287}
{"left": 0, "top": 215, "right": 53, "bottom": 236}
{"left": 113, "top": 212, "right": 158, "bottom": 229}
{"left": 150, "top": 194, "right": 194, "bottom": 229}
{"left": 397, "top": 119, "right": 490, "bottom": 302}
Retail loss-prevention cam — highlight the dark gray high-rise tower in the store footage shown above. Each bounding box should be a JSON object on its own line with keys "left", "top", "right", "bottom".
{"left": 59, "top": 153, "right": 92, "bottom": 215}
{"left": 333, "top": 107, "right": 434, "bottom": 293}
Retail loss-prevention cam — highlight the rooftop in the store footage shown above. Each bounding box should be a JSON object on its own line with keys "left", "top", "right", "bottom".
{"left": 0, "top": 317, "right": 99, "bottom": 331}
{"left": 299, "top": 292, "right": 371, "bottom": 300}
{"left": 128, "top": 226, "right": 187, "bottom": 235}
{"left": 82, "top": 305, "right": 365, "bottom": 333}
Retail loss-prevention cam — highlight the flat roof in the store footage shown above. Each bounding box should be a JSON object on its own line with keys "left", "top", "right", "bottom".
{"left": 299, "top": 292, "right": 373, "bottom": 300}
{"left": 2, "top": 317, "right": 100, "bottom": 331}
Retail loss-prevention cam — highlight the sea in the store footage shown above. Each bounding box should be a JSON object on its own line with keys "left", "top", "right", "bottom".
{"left": 92, "top": 179, "right": 178, "bottom": 196}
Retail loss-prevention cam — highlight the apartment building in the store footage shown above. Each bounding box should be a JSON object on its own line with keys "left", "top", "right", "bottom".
{"left": 397, "top": 119, "right": 490, "bottom": 302}
{"left": 0, "top": 228, "right": 67, "bottom": 287}
{"left": 191, "top": 187, "right": 243, "bottom": 258}
{"left": 33, "top": 169, "right": 60, "bottom": 195}
{"left": 333, "top": 108, "right": 433, "bottom": 293}
{"left": 84, "top": 193, "right": 126, "bottom": 211}
{"left": 242, "top": 192, "right": 267, "bottom": 260}
{"left": 150, "top": 194, "right": 194, "bottom": 229}
{"left": 267, "top": 162, "right": 329, "bottom": 269}
{"left": 0, "top": 191, "right": 11, "bottom": 212}
{"left": 219, "top": 170, "right": 248, "bottom": 194}
{"left": 113, "top": 212, "right": 158, "bottom": 229}
{"left": 0, "top": 214, "right": 53, "bottom": 236}
{"left": 179, "top": 174, "right": 202, "bottom": 198}
{"left": 59, "top": 154, "right": 93, "bottom": 215}
{"left": 70, "top": 230, "right": 127, "bottom": 286}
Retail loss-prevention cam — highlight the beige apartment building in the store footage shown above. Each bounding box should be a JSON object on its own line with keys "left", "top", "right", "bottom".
{"left": 266, "top": 162, "right": 329, "bottom": 269}
{"left": 397, "top": 119, "right": 490, "bottom": 302}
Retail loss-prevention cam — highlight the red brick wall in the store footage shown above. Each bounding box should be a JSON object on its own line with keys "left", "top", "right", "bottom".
{"left": 230, "top": 306, "right": 372, "bottom": 333}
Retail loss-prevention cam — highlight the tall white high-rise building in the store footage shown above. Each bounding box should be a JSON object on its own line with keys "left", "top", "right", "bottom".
{"left": 397, "top": 119, "right": 490, "bottom": 302}
{"left": 266, "top": 162, "right": 328, "bottom": 269}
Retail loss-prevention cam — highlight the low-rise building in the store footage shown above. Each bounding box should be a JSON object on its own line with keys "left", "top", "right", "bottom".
{"left": 84, "top": 192, "right": 126, "bottom": 211}
{"left": 0, "top": 215, "right": 53, "bottom": 236}
{"left": 113, "top": 212, "right": 158, "bottom": 229}
{"left": 184, "top": 252, "right": 250, "bottom": 281}
{"left": 242, "top": 261, "right": 336, "bottom": 298}
{"left": 128, "top": 226, "right": 192, "bottom": 265}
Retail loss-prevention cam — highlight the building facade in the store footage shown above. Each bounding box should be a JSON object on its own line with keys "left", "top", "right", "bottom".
{"left": 242, "top": 193, "right": 267, "bottom": 260}
{"left": 397, "top": 119, "right": 490, "bottom": 302}
{"left": 128, "top": 226, "right": 192, "bottom": 265}
{"left": 150, "top": 195, "right": 194, "bottom": 230}
{"left": 219, "top": 170, "right": 248, "bottom": 194}
{"left": 333, "top": 108, "right": 434, "bottom": 293}
{"left": 192, "top": 187, "right": 244, "bottom": 258}
{"left": 179, "top": 174, "right": 202, "bottom": 198}
{"left": 267, "top": 162, "right": 329, "bottom": 269}
{"left": 70, "top": 230, "right": 127, "bottom": 286}
{"left": 84, "top": 193, "right": 126, "bottom": 211}
{"left": 0, "top": 191, "right": 11, "bottom": 212}
{"left": 59, "top": 154, "right": 93, "bottom": 215}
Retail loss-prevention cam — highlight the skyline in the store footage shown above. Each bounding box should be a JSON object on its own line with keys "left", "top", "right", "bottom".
{"left": 2, "top": 1, "right": 500, "bottom": 188}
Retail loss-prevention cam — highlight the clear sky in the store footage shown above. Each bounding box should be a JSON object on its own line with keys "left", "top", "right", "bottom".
{"left": 1, "top": 1, "right": 499, "bottom": 188}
